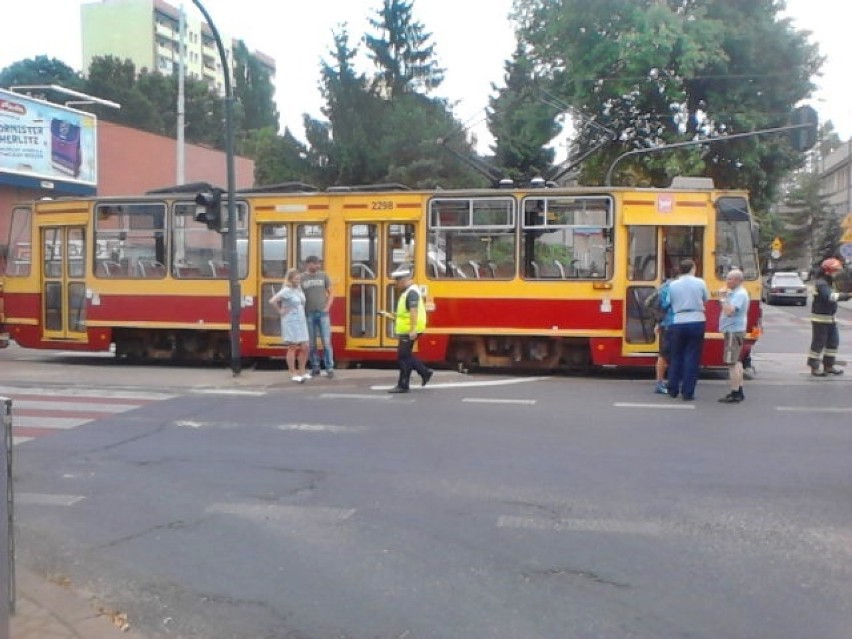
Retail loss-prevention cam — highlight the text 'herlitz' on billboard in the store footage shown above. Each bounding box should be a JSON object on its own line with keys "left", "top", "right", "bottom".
{"left": 0, "top": 88, "right": 98, "bottom": 187}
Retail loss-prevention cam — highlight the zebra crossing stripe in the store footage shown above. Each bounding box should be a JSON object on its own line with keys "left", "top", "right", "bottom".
{"left": 0, "top": 386, "right": 176, "bottom": 445}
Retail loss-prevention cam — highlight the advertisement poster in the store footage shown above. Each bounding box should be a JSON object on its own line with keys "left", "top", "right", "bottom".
{"left": 0, "top": 88, "right": 97, "bottom": 187}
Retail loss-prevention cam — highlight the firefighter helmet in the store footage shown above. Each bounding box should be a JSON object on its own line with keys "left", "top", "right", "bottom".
{"left": 821, "top": 257, "right": 844, "bottom": 273}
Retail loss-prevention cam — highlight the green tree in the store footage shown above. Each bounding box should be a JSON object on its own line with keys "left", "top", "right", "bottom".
{"left": 510, "top": 0, "right": 822, "bottom": 210}
{"left": 232, "top": 40, "right": 279, "bottom": 132}
{"left": 364, "top": 0, "right": 444, "bottom": 98}
{"left": 305, "top": 26, "right": 388, "bottom": 186}
{"left": 778, "top": 171, "right": 824, "bottom": 263}
{"left": 83, "top": 56, "right": 164, "bottom": 133}
{"left": 381, "top": 93, "right": 488, "bottom": 189}
{"left": 247, "top": 127, "right": 312, "bottom": 186}
{"left": 0, "top": 56, "right": 85, "bottom": 94}
{"left": 487, "top": 42, "right": 561, "bottom": 182}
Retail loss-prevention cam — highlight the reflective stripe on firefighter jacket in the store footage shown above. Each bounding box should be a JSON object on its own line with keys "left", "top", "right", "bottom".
{"left": 395, "top": 285, "right": 427, "bottom": 334}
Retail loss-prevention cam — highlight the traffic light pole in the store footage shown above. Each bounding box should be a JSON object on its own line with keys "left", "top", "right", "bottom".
{"left": 191, "top": 0, "right": 241, "bottom": 375}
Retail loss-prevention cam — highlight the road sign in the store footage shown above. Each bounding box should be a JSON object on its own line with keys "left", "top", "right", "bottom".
{"left": 839, "top": 243, "right": 852, "bottom": 261}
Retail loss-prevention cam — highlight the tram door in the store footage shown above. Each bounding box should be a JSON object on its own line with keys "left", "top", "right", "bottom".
{"left": 623, "top": 224, "right": 704, "bottom": 355}
{"left": 257, "top": 222, "right": 325, "bottom": 347}
{"left": 41, "top": 225, "right": 88, "bottom": 343}
{"left": 346, "top": 222, "right": 416, "bottom": 351}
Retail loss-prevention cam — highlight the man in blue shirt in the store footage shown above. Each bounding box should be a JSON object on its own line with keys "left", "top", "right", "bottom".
{"left": 718, "top": 268, "right": 749, "bottom": 403}
{"left": 666, "top": 259, "right": 709, "bottom": 401}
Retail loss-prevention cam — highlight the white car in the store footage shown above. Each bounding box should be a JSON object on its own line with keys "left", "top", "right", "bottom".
{"left": 762, "top": 272, "right": 808, "bottom": 306}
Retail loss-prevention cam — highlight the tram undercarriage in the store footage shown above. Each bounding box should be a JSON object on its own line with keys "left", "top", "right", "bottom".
{"left": 448, "top": 334, "right": 592, "bottom": 372}
{"left": 113, "top": 328, "right": 230, "bottom": 362}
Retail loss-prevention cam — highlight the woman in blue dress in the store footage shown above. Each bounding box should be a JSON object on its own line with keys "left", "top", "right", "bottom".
{"left": 268, "top": 268, "right": 310, "bottom": 382}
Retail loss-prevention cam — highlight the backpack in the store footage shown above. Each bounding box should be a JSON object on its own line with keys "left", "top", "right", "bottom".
{"left": 643, "top": 287, "right": 667, "bottom": 323}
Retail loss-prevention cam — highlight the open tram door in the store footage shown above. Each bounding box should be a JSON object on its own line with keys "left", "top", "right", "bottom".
{"left": 345, "top": 222, "right": 417, "bottom": 353}
{"left": 38, "top": 214, "right": 90, "bottom": 345}
{"left": 257, "top": 221, "right": 327, "bottom": 349}
{"left": 623, "top": 219, "right": 706, "bottom": 358}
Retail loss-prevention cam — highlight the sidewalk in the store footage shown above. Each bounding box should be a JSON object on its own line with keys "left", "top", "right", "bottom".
{"left": 11, "top": 567, "right": 151, "bottom": 639}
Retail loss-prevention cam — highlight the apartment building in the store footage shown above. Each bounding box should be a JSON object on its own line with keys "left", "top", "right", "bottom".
{"left": 819, "top": 141, "right": 852, "bottom": 220}
{"left": 81, "top": 0, "right": 276, "bottom": 96}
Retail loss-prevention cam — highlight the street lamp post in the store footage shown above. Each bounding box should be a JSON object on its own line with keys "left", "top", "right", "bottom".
{"left": 190, "top": 0, "right": 241, "bottom": 375}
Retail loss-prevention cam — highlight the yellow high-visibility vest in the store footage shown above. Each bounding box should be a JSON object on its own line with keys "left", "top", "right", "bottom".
{"left": 395, "top": 285, "right": 426, "bottom": 333}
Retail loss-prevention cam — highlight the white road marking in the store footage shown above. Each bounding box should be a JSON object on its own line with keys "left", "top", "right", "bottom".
{"left": 15, "top": 416, "right": 94, "bottom": 430}
{"left": 320, "top": 393, "right": 393, "bottom": 401}
{"left": 614, "top": 402, "right": 695, "bottom": 410}
{"left": 0, "top": 386, "right": 175, "bottom": 401}
{"left": 497, "top": 515, "right": 664, "bottom": 536}
{"left": 174, "top": 420, "right": 207, "bottom": 428}
{"left": 462, "top": 398, "right": 537, "bottom": 405}
{"left": 207, "top": 503, "right": 355, "bottom": 524}
{"left": 277, "top": 423, "right": 362, "bottom": 433}
{"left": 370, "top": 377, "right": 549, "bottom": 391}
{"left": 191, "top": 389, "right": 266, "bottom": 396}
{"left": 17, "top": 493, "right": 86, "bottom": 507}
{"left": 12, "top": 437, "right": 33, "bottom": 446}
{"left": 13, "top": 399, "right": 147, "bottom": 413}
{"left": 776, "top": 406, "right": 852, "bottom": 413}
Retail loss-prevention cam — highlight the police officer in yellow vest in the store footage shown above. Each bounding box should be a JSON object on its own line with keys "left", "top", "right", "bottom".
{"left": 387, "top": 265, "right": 433, "bottom": 393}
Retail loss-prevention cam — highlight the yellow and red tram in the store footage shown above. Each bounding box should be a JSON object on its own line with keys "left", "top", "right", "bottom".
{"left": 0, "top": 178, "right": 762, "bottom": 370}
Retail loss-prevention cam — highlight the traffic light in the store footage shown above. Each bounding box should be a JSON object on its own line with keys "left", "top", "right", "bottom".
{"left": 790, "top": 105, "right": 818, "bottom": 152}
{"left": 194, "top": 188, "right": 223, "bottom": 231}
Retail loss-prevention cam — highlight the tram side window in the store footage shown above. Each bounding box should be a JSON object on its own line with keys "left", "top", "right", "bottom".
{"left": 521, "top": 196, "right": 613, "bottom": 279}
{"left": 94, "top": 203, "right": 166, "bottom": 279}
{"left": 665, "top": 226, "right": 704, "bottom": 277}
{"left": 715, "top": 196, "right": 758, "bottom": 280}
{"left": 427, "top": 197, "right": 515, "bottom": 279}
{"left": 298, "top": 224, "right": 324, "bottom": 267}
{"left": 628, "top": 226, "right": 657, "bottom": 281}
{"left": 261, "top": 225, "right": 288, "bottom": 278}
{"left": 172, "top": 202, "right": 249, "bottom": 279}
{"left": 4, "top": 207, "right": 32, "bottom": 277}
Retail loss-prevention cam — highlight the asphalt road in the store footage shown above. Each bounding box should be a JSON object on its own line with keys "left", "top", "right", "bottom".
{"left": 3, "top": 302, "right": 852, "bottom": 639}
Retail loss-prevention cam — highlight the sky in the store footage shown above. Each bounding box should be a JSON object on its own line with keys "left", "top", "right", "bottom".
{"left": 2, "top": 0, "right": 850, "bottom": 153}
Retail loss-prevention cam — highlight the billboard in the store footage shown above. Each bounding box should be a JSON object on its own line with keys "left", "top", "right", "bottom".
{"left": 0, "top": 88, "right": 97, "bottom": 188}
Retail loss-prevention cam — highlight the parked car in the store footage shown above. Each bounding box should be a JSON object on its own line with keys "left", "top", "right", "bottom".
{"left": 763, "top": 272, "right": 808, "bottom": 305}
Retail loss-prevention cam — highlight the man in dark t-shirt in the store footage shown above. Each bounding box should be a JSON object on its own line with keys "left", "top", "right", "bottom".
{"left": 301, "top": 256, "right": 334, "bottom": 377}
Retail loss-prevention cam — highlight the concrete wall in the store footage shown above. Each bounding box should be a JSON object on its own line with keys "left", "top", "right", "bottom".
{"left": 96, "top": 120, "right": 253, "bottom": 195}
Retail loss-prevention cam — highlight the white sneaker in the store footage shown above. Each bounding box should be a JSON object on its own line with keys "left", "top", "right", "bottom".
{"left": 324, "top": 370, "right": 334, "bottom": 379}
{"left": 302, "top": 372, "right": 312, "bottom": 380}
{"left": 291, "top": 375, "right": 303, "bottom": 383}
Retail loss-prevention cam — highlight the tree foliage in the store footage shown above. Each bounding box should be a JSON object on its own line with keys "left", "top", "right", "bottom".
{"left": 299, "top": 9, "right": 485, "bottom": 190}
{"left": 232, "top": 40, "right": 279, "bottom": 132}
{"left": 505, "top": 0, "right": 823, "bottom": 209}
{"left": 84, "top": 56, "right": 164, "bottom": 133}
{"left": 0, "top": 56, "right": 84, "bottom": 92}
{"left": 364, "top": 0, "right": 444, "bottom": 98}
{"left": 488, "top": 43, "right": 561, "bottom": 182}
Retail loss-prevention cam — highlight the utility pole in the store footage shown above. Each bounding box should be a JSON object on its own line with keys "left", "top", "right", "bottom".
{"left": 191, "top": 0, "right": 241, "bottom": 375}
{"left": 176, "top": 3, "right": 186, "bottom": 184}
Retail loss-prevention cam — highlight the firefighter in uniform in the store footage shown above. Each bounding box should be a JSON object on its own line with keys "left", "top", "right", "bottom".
{"left": 387, "top": 265, "right": 433, "bottom": 393}
{"left": 807, "top": 257, "right": 851, "bottom": 376}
